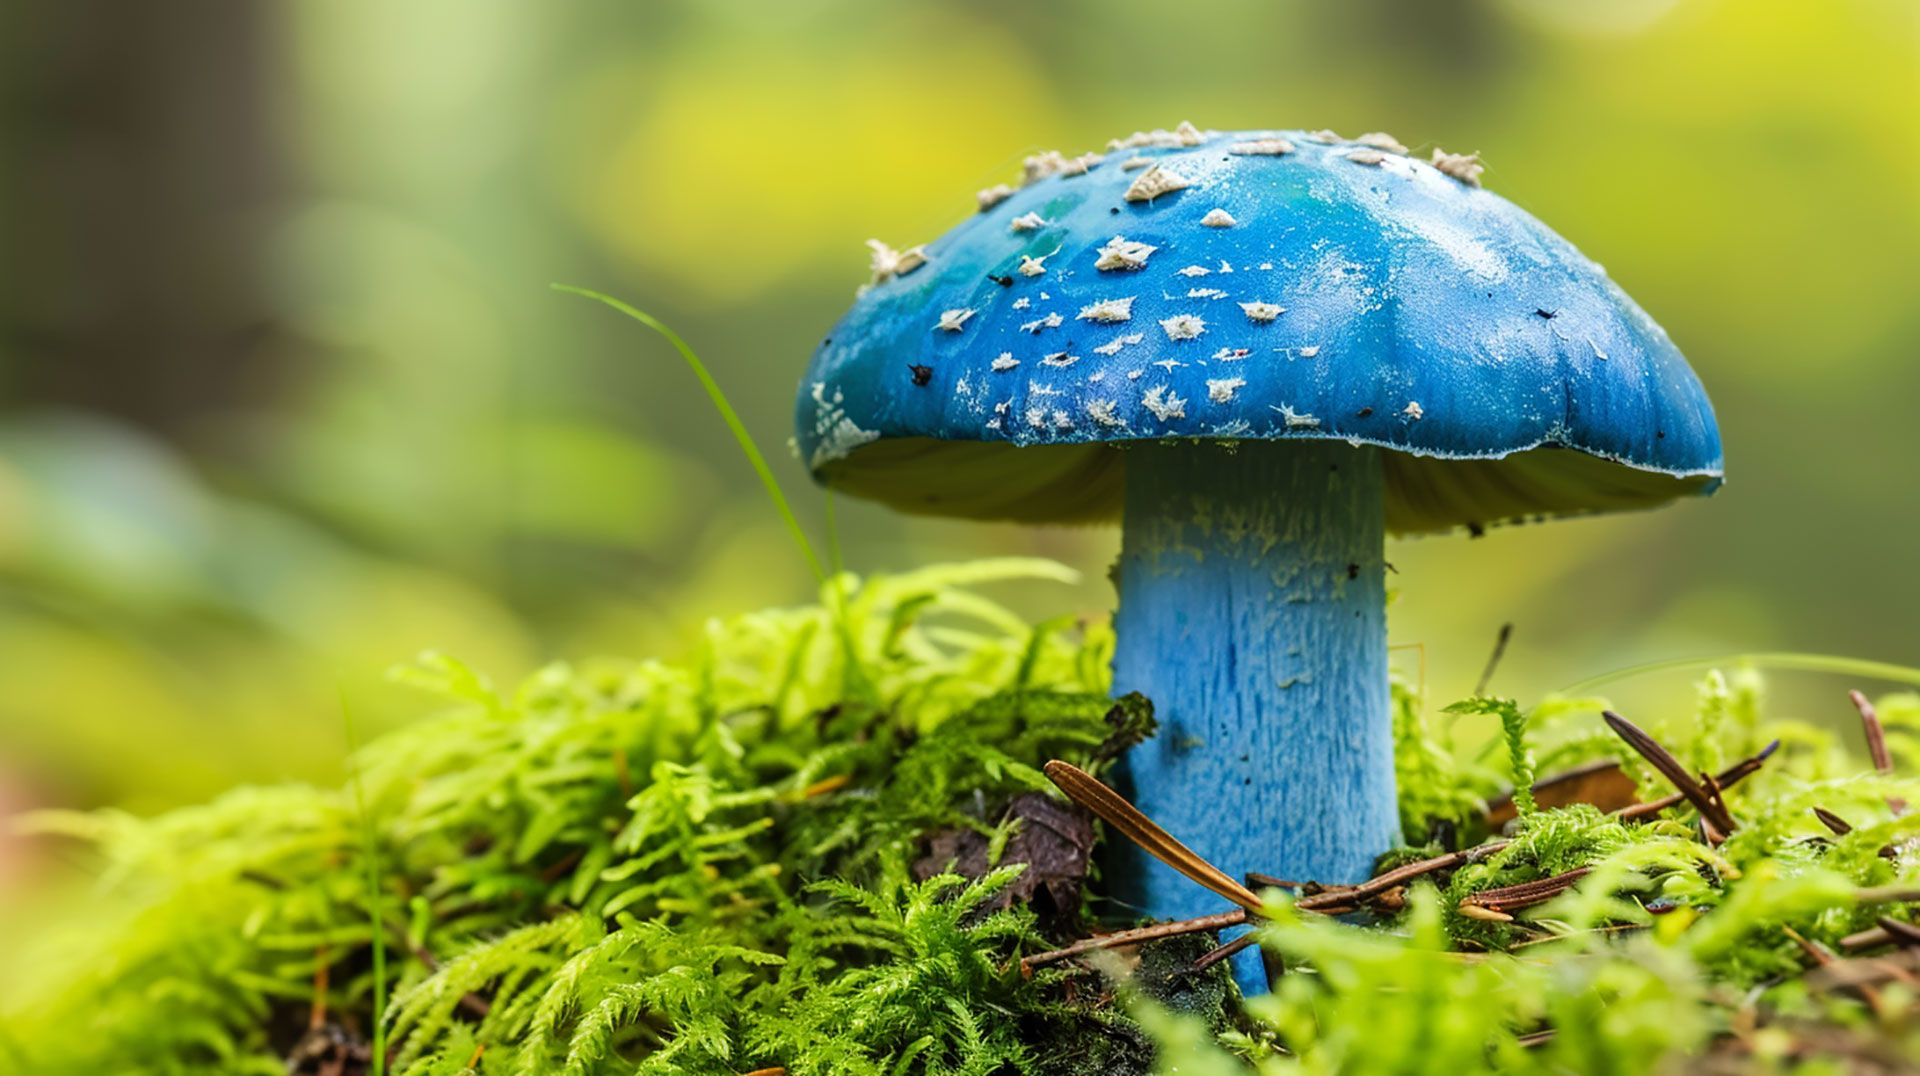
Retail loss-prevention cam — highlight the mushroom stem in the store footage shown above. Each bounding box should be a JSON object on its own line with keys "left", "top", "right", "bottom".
{"left": 1111, "top": 440, "right": 1395, "bottom": 990}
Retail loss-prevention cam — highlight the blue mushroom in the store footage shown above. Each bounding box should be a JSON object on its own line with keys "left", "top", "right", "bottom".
{"left": 795, "top": 124, "right": 1721, "bottom": 975}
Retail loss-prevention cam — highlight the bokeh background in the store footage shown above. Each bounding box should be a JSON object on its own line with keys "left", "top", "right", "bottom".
{"left": 1, "top": 0, "right": 1916, "bottom": 945}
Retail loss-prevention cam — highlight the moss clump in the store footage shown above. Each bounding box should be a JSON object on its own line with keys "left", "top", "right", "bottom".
{"left": 9, "top": 559, "right": 1920, "bottom": 1074}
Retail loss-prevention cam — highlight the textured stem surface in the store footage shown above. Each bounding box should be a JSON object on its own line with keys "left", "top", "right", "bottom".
{"left": 1111, "top": 441, "right": 1396, "bottom": 986}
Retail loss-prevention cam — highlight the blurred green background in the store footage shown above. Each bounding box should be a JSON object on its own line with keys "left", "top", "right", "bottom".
{"left": 0, "top": 0, "right": 1915, "bottom": 906}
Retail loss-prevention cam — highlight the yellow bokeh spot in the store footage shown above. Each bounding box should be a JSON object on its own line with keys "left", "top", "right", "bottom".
{"left": 569, "top": 23, "right": 1064, "bottom": 302}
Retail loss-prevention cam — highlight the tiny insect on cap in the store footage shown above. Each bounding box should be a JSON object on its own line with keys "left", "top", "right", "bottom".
{"left": 795, "top": 125, "right": 1723, "bottom": 535}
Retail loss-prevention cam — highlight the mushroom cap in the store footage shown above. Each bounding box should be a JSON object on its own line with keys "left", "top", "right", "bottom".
{"left": 795, "top": 127, "right": 1722, "bottom": 534}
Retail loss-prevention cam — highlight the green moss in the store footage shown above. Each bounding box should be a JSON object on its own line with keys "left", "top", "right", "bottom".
{"left": 10, "top": 561, "right": 1920, "bottom": 1074}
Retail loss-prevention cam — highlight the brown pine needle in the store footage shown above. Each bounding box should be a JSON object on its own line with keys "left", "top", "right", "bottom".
{"left": 1851, "top": 690, "right": 1895, "bottom": 775}
{"left": 1042, "top": 761, "right": 1264, "bottom": 913}
{"left": 1602, "top": 711, "right": 1737, "bottom": 835}
{"left": 1021, "top": 910, "right": 1250, "bottom": 969}
{"left": 1462, "top": 868, "right": 1592, "bottom": 913}
{"left": 1850, "top": 689, "right": 1906, "bottom": 816}
{"left": 1876, "top": 916, "right": 1920, "bottom": 949}
{"left": 1615, "top": 740, "right": 1777, "bottom": 821}
{"left": 1812, "top": 807, "right": 1853, "bottom": 836}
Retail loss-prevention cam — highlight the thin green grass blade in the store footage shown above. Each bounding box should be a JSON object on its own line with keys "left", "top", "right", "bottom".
{"left": 553, "top": 285, "right": 876, "bottom": 699}
{"left": 820, "top": 489, "right": 875, "bottom": 700}
{"left": 1561, "top": 651, "right": 1920, "bottom": 695}
{"left": 552, "top": 283, "right": 826, "bottom": 584}
{"left": 340, "top": 687, "right": 387, "bottom": 1076}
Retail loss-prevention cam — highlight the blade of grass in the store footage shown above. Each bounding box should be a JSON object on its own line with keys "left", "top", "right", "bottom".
{"left": 552, "top": 285, "right": 875, "bottom": 699}
{"left": 1562, "top": 652, "right": 1920, "bottom": 695}
{"left": 552, "top": 283, "right": 824, "bottom": 584}
{"left": 341, "top": 686, "right": 387, "bottom": 1076}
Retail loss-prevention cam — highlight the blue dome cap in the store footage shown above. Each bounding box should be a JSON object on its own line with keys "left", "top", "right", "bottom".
{"left": 794, "top": 126, "right": 1722, "bottom": 534}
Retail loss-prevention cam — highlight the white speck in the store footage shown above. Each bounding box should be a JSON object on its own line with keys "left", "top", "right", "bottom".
{"left": 1227, "top": 138, "right": 1293, "bottom": 156}
{"left": 1020, "top": 312, "right": 1065, "bottom": 334}
{"left": 1240, "top": 301, "right": 1284, "bottom": 322}
{"left": 1095, "top": 235, "right": 1158, "bottom": 271}
{"left": 1153, "top": 359, "right": 1185, "bottom": 371}
{"left": 1187, "top": 287, "right": 1228, "bottom": 299}
{"left": 1089, "top": 371, "right": 1106, "bottom": 382}
{"left": 1041, "top": 291, "right": 1050, "bottom": 299}
{"left": 1120, "top": 154, "right": 1153, "bottom": 171}
{"left": 1127, "top": 370, "right": 1143, "bottom": 380}
{"left": 1052, "top": 409, "right": 1074, "bottom": 430}
{"left": 1216, "top": 419, "right": 1252, "bottom": 437}
{"left": 977, "top": 184, "right": 1015, "bottom": 211}
{"left": 936, "top": 308, "right": 975, "bottom": 332}
{"left": 1273, "top": 404, "right": 1320, "bottom": 429}
{"left": 1430, "top": 148, "right": 1484, "bottom": 187}
{"left": 1206, "top": 377, "right": 1245, "bottom": 403}
{"left": 1159, "top": 314, "right": 1207, "bottom": 340}
{"left": 1077, "top": 297, "right": 1136, "bottom": 323}
{"left": 1041, "top": 351, "right": 1079, "bottom": 367}
{"left": 1200, "top": 208, "right": 1237, "bottom": 228}
{"left": 956, "top": 377, "right": 970, "bottom": 395}
{"left": 1298, "top": 345, "right": 1321, "bottom": 358}
{"left": 1142, "top": 386, "right": 1187, "bottom": 421}
{"left": 1211, "top": 347, "right": 1250, "bottom": 360}
{"left": 1087, "top": 400, "right": 1125, "bottom": 427}
{"left": 1589, "top": 337, "right": 1609, "bottom": 361}
{"left": 1404, "top": 400, "right": 1425, "bottom": 419}
{"left": 1018, "top": 252, "right": 1051, "bottom": 277}
{"left": 1258, "top": 262, "right": 1273, "bottom": 270}
{"left": 1022, "top": 150, "right": 1069, "bottom": 184}
{"left": 1109, "top": 122, "right": 1211, "bottom": 151}
{"left": 1355, "top": 131, "right": 1409, "bottom": 155}
{"left": 1013, "top": 297, "right": 1031, "bottom": 310}
{"left": 1093, "top": 332, "right": 1145, "bottom": 356}
{"left": 1302, "top": 129, "right": 1343, "bottom": 144}
{"left": 1010, "top": 211, "right": 1048, "bottom": 232}
{"left": 1218, "top": 260, "right": 1233, "bottom": 274}
{"left": 995, "top": 401, "right": 1011, "bottom": 414}
{"left": 865, "top": 239, "right": 928, "bottom": 286}
{"left": 808, "top": 382, "right": 879, "bottom": 467}
{"left": 1059, "top": 152, "right": 1101, "bottom": 176}
{"left": 1345, "top": 149, "right": 1386, "bottom": 166}
{"left": 1124, "top": 166, "right": 1192, "bottom": 203}
{"left": 1026, "top": 407, "right": 1048, "bottom": 429}
{"left": 986, "top": 417, "right": 1002, "bottom": 430}
{"left": 991, "top": 353, "right": 1020, "bottom": 372}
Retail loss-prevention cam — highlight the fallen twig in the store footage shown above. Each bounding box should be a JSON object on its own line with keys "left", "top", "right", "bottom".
{"left": 1021, "top": 910, "right": 1249, "bottom": 970}
{"left": 1189, "top": 933, "right": 1257, "bottom": 973}
{"left": 1784, "top": 924, "right": 1888, "bottom": 1015}
{"left": 1295, "top": 841, "right": 1511, "bottom": 912}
